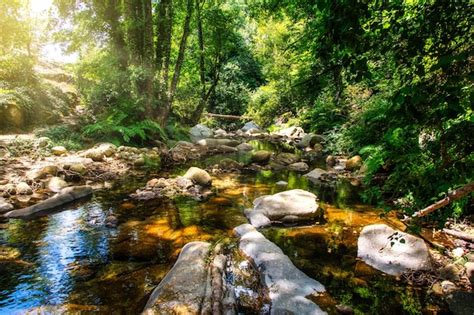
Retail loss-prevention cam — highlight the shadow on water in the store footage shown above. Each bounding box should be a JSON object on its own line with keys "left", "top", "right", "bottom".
{"left": 0, "top": 140, "right": 440, "bottom": 314}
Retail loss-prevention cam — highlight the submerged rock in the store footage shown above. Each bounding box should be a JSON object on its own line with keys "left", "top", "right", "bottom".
{"left": 245, "top": 189, "right": 323, "bottom": 228}
{"left": 183, "top": 167, "right": 212, "bottom": 186}
{"left": 357, "top": 224, "right": 431, "bottom": 276}
{"left": 234, "top": 224, "right": 327, "bottom": 315}
{"left": 4, "top": 186, "right": 93, "bottom": 218}
{"left": 143, "top": 242, "right": 211, "bottom": 315}
{"left": 251, "top": 150, "right": 272, "bottom": 164}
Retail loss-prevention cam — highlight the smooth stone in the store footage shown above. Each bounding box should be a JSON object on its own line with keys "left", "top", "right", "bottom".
{"left": 4, "top": 186, "right": 93, "bottom": 218}
{"left": 276, "top": 181, "right": 288, "bottom": 187}
{"left": 143, "top": 242, "right": 211, "bottom": 315}
{"left": 357, "top": 224, "right": 431, "bottom": 276}
{"left": 241, "top": 121, "right": 261, "bottom": 132}
{"left": 251, "top": 150, "right": 272, "bottom": 164}
{"left": 190, "top": 124, "right": 213, "bottom": 140}
{"left": 288, "top": 162, "right": 309, "bottom": 172}
{"left": 183, "top": 167, "right": 212, "bottom": 186}
{"left": 296, "top": 133, "right": 325, "bottom": 148}
{"left": 51, "top": 146, "right": 67, "bottom": 156}
{"left": 0, "top": 198, "right": 13, "bottom": 214}
{"left": 176, "top": 177, "right": 194, "bottom": 189}
{"left": 15, "top": 182, "right": 32, "bottom": 195}
{"left": 69, "top": 163, "right": 87, "bottom": 174}
{"left": 304, "top": 168, "right": 328, "bottom": 183}
{"left": 345, "top": 155, "right": 363, "bottom": 171}
{"left": 246, "top": 189, "right": 322, "bottom": 227}
{"left": 234, "top": 224, "right": 326, "bottom": 315}
{"left": 276, "top": 126, "right": 305, "bottom": 138}
{"left": 236, "top": 143, "right": 253, "bottom": 151}
{"left": 48, "top": 177, "right": 68, "bottom": 193}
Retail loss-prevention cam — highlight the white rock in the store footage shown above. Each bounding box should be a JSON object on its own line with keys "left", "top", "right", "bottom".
{"left": 357, "top": 224, "right": 431, "bottom": 276}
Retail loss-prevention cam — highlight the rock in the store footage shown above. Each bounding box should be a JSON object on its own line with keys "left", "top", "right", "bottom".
{"left": 169, "top": 141, "right": 204, "bottom": 162}
{"left": 245, "top": 127, "right": 262, "bottom": 134}
{"left": 214, "top": 145, "right": 238, "bottom": 153}
{"left": 84, "top": 149, "right": 105, "bottom": 161}
{"left": 313, "top": 143, "right": 324, "bottom": 155}
{"left": 452, "top": 247, "right": 465, "bottom": 258}
{"left": 190, "top": 124, "right": 214, "bottom": 140}
{"left": 245, "top": 189, "right": 323, "bottom": 228}
{"left": 48, "top": 177, "right": 68, "bottom": 193}
{"left": 0, "top": 198, "right": 13, "bottom": 214}
{"left": 336, "top": 304, "right": 354, "bottom": 314}
{"left": 69, "top": 163, "right": 87, "bottom": 175}
{"left": 133, "top": 156, "right": 145, "bottom": 167}
{"left": 0, "top": 183, "right": 16, "bottom": 195}
{"left": 441, "top": 280, "right": 456, "bottom": 294}
{"left": 146, "top": 178, "right": 160, "bottom": 189}
{"left": 51, "top": 146, "right": 67, "bottom": 156}
{"left": 439, "top": 264, "right": 461, "bottom": 281}
{"left": 4, "top": 186, "right": 93, "bottom": 218}
{"left": 465, "top": 262, "right": 474, "bottom": 284}
{"left": 357, "top": 224, "right": 431, "bottom": 276}
{"left": 16, "top": 182, "right": 32, "bottom": 195}
{"left": 297, "top": 133, "right": 325, "bottom": 148}
{"left": 214, "top": 128, "right": 227, "bottom": 137}
{"left": 288, "top": 162, "right": 309, "bottom": 172}
{"left": 234, "top": 224, "right": 326, "bottom": 315}
{"left": 326, "top": 155, "right": 336, "bottom": 167}
{"left": 345, "top": 155, "right": 363, "bottom": 171}
{"left": 304, "top": 168, "right": 328, "bottom": 183}
{"left": 183, "top": 167, "right": 212, "bottom": 186}
{"left": 37, "top": 137, "right": 51, "bottom": 147}
{"left": 241, "top": 121, "right": 261, "bottom": 132}
{"left": 176, "top": 177, "right": 194, "bottom": 189}
{"left": 217, "top": 158, "right": 243, "bottom": 170}
{"left": 276, "top": 181, "right": 288, "bottom": 187}
{"left": 143, "top": 242, "right": 211, "bottom": 315}
{"left": 95, "top": 143, "right": 116, "bottom": 157}
{"left": 276, "top": 126, "right": 305, "bottom": 138}
{"left": 273, "top": 152, "right": 300, "bottom": 165}
{"left": 196, "top": 138, "right": 240, "bottom": 147}
{"left": 251, "top": 150, "right": 272, "bottom": 164}
{"left": 105, "top": 215, "right": 118, "bottom": 228}
{"left": 236, "top": 143, "right": 253, "bottom": 151}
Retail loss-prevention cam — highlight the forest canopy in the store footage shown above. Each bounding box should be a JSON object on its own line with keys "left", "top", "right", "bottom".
{"left": 0, "top": 0, "right": 473, "bottom": 220}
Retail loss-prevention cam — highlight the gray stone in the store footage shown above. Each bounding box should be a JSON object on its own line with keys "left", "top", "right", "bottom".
{"left": 5, "top": 186, "right": 93, "bottom": 218}
{"left": 0, "top": 198, "right": 13, "bottom": 214}
{"left": 241, "top": 121, "right": 261, "bottom": 132}
{"left": 51, "top": 146, "right": 67, "bottom": 156}
{"left": 183, "top": 167, "right": 212, "bottom": 186}
{"left": 304, "top": 168, "right": 328, "bottom": 183}
{"left": 16, "top": 182, "right": 32, "bottom": 195}
{"left": 48, "top": 177, "right": 68, "bottom": 193}
{"left": 234, "top": 224, "right": 326, "bottom": 315}
{"left": 236, "top": 143, "right": 253, "bottom": 151}
{"left": 296, "top": 133, "right": 325, "bottom": 148}
{"left": 276, "top": 126, "right": 305, "bottom": 138}
{"left": 190, "top": 124, "right": 213, "bottom": 140}
{"left": 214, "top": 128, "right": 227, "bottom": 137}
{"left": 357, "top": 224, "right": 431, "bottom": 276}
{"left": 288, "top": 162, "right": 309, "bottom": 172}
{"left": 251, "top": 150, "right": 272, "bottom": 164}
{"left": 143, "top": 242, "right": 211, "bottom": 315}
{"left": 246, "top": 189, "right": 322, "bottom": 227}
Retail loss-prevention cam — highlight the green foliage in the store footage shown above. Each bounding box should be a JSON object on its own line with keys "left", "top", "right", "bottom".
{"left": 37, "top": 124, "right": 84, "bottom": 150}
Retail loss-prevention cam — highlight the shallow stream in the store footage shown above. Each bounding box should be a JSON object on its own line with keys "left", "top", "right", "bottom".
{"left": 0, "top": 141, "right": 443, "bottom": 314}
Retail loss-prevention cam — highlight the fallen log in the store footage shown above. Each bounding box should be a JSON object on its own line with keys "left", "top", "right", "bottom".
{"left": 4, "top": 186, "right": 93, "bottom": 218}
{"left": 206, "top": 113, "right": 251, "bottom": 120}
{"left": 443, "top": 228, "right": 474, "bottom": 243}
{"left": 412, "top": 182, "right": 474, "bottom": 218}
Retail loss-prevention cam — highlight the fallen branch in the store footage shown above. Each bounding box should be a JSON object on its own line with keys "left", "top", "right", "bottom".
{"left": 205, "top": 113, "right": 251, "bottom": 120}
{"left": 443, "top": 228, "right": 474, "bottom": 243}
{"left": 412, "top": 182, "right": 474, "bottom": 218}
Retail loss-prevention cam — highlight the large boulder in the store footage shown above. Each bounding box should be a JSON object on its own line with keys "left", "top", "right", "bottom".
{"left": 190, "top": 124, "right": 213, "bottom": 141}
{"left": 143, "top": 242, "right": 211, "bottom": 315}
{"left": 183, "top": 167, "right": 212, "bottom": 186}
{"left": 251, "top": 150, "right": 272, "bottom": 164}
{"left": 245, "top": 189, "right": 323, "bottom": 228}
{"left": 304, "top": 168, "right": 328, "bottom": 183}
{"left": 234, "top": 224, "right": 326, "bottom": 315}
{"left": 241, "top": 121, "right": 261, "bottom": 132}
{"left": 357, "top": 224, "right": 431, "bottom": 276}
{"left": 169, "top": 141, "right": 203, "bottom": 162}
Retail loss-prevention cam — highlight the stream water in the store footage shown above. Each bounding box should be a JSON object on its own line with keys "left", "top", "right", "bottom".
{"left": 0, "top": 141, "right": 443, "bottom": 314}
